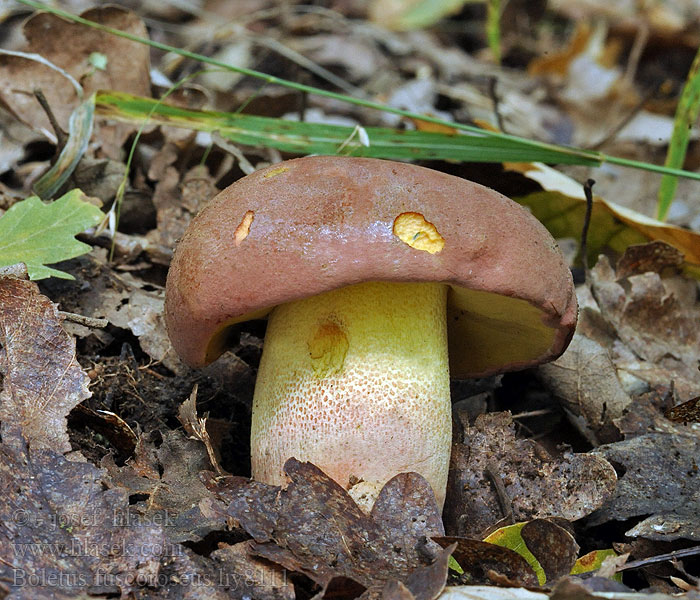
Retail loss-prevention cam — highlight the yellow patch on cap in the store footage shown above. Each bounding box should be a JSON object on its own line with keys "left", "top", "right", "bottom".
{"left": 234, "top": 210, "right": 254, "bottom": 246}
{"left": 263, "top": 166, "right": 289, "bottom": 178}
{"left": 393, "top": 212, "right": 445, "bottom": 254}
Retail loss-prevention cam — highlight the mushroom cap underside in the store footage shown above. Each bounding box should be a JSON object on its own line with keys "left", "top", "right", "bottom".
{"left": 165, "top": 156, "right": 577, "bottom": 377}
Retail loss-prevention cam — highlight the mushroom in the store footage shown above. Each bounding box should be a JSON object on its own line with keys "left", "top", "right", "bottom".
{"left": 165, "top": 156, "right": 577, "bottom": 510}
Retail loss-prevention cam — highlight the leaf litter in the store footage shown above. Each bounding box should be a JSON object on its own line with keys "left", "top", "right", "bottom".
{"left": 2, "top": 1, "right": 700, "bottom": 598}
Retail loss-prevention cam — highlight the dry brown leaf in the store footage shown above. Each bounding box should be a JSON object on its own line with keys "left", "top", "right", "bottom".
{"left": 149, "top": 161, "right": 216, "bottom": 249}
{"left": 521, "top": 520, "right": 579, "bottom": 583}
{"left": 177, "top": 384, "right": 225, "bottom": 476}
{"left": 210, "top": 541, "right": 295, "bottom": 600}
{"left": 0, "top": 442, "right": 167, "bottom": 598}
{"left": 433, "top": 537, "right": 538, "bottom": 588}
{"left": 539, "top": 331, "right": 633, "bottom": 444}
{"left": 614, "top": 388, "right": 685, "bottom": 438}
{"left": 591, "top": 256, "right": 700, "bottom": 367}
{"left": 204, "top": 458, "right": 448, "bottom": 599}
{"left": 0, "top": 276, "right": 90, "bottom": 454}
{"left": 615, "top": 241, "right": 685, "bottom": 279}
{"left": 444, "top": 412, "right": 617, "bottom": 538}
{"left": 103, "top": 430, "right": 231, "bottom": 544}
{"left": 0, "top": 7, "right": 149, "bottom": 134}
{"left": 590, "top": 433, "right": 700, "bottom": 541}
{"left": 543, "top": 247, "right": 700, "bottom": 440}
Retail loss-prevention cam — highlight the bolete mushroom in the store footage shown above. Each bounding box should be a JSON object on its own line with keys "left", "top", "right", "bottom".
{"left": 165, "top": 156, "right": 576, "bottom": 510}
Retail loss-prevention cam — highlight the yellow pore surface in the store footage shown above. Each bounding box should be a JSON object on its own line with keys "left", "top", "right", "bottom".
{"left": 250, "top": 281, "right": 452, "bottom": 508}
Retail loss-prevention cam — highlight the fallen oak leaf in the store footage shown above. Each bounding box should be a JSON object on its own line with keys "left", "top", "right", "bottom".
{"left": 0, "top": 190, "right": 103, "bottom": 280}
{"left": 102, "top": 430, "right": 232, "bottom": 544}
{"left": 203, "top": 459, "right": 448, "bottom": 599}
{"left": 444, "top": 412, "right": 617, "bottom": 538}
{"left": 0, "top": 276, "right": 90, "bottom": 454}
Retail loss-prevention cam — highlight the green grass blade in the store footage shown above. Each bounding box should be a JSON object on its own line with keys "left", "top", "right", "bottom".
{"left": 486, "top": 0, "right": 501, "bottom": 64}
{"left": 96, "top": 91, "right": 602, "bottom": 164}
{"left": 656, "top": 46, "right": 700, "bottom": 221}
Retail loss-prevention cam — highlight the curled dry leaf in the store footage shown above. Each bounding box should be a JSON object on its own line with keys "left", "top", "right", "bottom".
{"left": 0, "top": 6, "right": 150, "bottom": 133}
{"left": 203, "top": 458, "right": 449, "bottom": 599}
{"left": 539, "top": 331, "right": 632, "bottom": 445}
{"left": 520, "top": 520, "right": 579, "bottom": 583}
{"left": 541, "top": 244, "right": 700, "bottom": 442}
{"left": 444, "top": 412, "right": 617, "bottom": 538}
{"left": 177, "top": 384, "right": 225, "bottom": 476}
{"left": 0, "top": 276, "right": 90, "bottom": 454}
{"left": 149, "top": 162, "right": 217, "bottom": 249}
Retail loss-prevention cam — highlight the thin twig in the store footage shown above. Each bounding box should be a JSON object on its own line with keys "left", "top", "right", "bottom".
{"left": 511, "top": 409, "right": 552, "bottom": 419}
{"left": 485, "top": 461, "right": 513, "bottom": 524}
{"left": 590, "top": 86, "right": 656, "bottom": 150}
{"left": 59, "top": 311, "right": 108, "bottom": 328}
{"left": 33, "top": 89, "right": 67, "bottom": 147}
{"left": 617, "top": 545, "right": 700, "bottom": 572}
{"left": 488, "top": 76, "right": 506, "bottom": 133}
{"left": 580, "top": 179, "right": 595, "bottom": 277}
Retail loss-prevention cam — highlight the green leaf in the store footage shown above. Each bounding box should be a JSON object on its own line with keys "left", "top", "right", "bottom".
{"left": 510, "top": 162, "right": 700, "bottom": 279}
{"left": 0, "top": 190, "right": 104, "bottom": 280}
{"left": 448, "top": 555, "right": 464, "bottom": 575}
{"left": 571, "top": 549, "right": 622, "bottom": 582}
{"left": 483, "top": 522, "right": 546, "bottom": 585}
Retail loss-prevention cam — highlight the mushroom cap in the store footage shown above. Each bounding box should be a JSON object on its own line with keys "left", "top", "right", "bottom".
{"left": 165, "top": 156, "right": 577, "bottom": 377}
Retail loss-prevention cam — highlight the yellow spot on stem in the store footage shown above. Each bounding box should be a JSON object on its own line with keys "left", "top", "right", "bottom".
{"left": 393, "top": 212, "right": 445, "bottom": 254}
{"left": 307, "top": 320, "right": 349, "bottom": 378}
{"left": 234, "top": 210, "right": 254, "bottom": 246}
